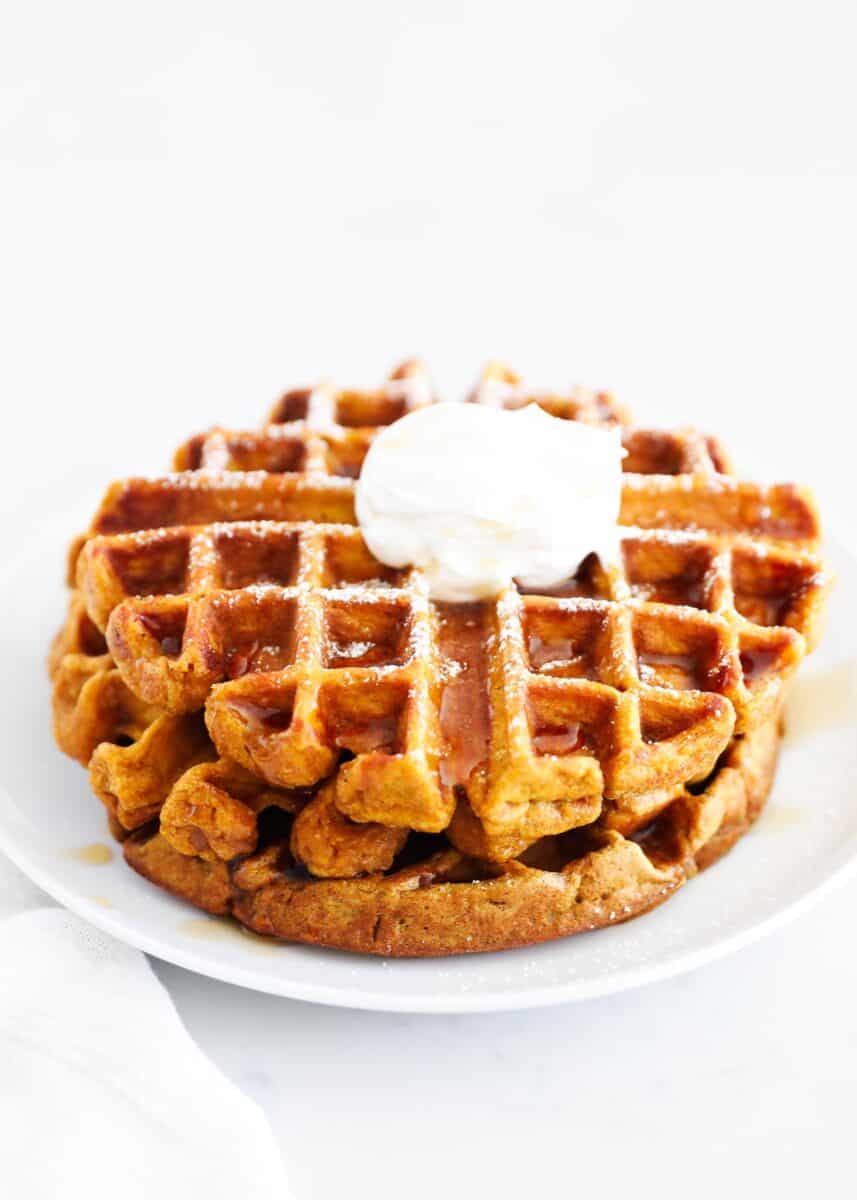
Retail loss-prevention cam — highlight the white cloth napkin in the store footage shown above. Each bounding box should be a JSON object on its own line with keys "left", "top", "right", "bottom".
{"left": 0, "top": 853, "right": 290, "bottom": 1200}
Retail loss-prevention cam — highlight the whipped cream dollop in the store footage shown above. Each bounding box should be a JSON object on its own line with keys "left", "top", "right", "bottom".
{"left": 355, "top": 402, "right": 624, "bottom": 602}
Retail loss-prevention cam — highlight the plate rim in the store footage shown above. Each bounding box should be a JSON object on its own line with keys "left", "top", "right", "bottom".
{"left": 2, "top": 804, "right": 857, "bottom": 1013}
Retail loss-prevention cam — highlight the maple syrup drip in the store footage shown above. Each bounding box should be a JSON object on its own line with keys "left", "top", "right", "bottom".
{"left": 180, "top": 916, "right": 278, "bottom": 948}
{"left": 64, "top": 842, "right": 114, "bottom": 865}
{"left": 334, "top": 715, "right": 398, "bottom": 754}
{"left": 734, "top": 593, "right": 782, "bottom": 627}
{"left": 764, "top": 805, "right": 804, "bottom": 831}
{"left": 784, "top": 663, "right": 857, "bottom": 739}
{"left": 638, "top": 650, "right": 699, "bottom": 690}
{"left": 437, "top": 604, "right": 491, "bottom": 788}
{"left": 532, "top": 723, "right": 587, "bottom": 756}
{"left": 528, "top": 634, "right": 573, "bottom": 670}
{"left": 231, "top": 699, "right": 294, "bottom": 731}
{"left": 740, "top": 646, "right": 780, "bottom": 683}
{"left": 138, "top": 612, "right": 184, "bottom": 658}
{"left": 527, "top": 632, "right": 597, "bottom": 679}
{"left": 644, "top": 578, "right": 706, "bottom": 609}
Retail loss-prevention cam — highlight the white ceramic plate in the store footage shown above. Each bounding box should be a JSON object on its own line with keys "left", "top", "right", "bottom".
{"left": 1, "top": 509, "right": 856, "bottom": 1014}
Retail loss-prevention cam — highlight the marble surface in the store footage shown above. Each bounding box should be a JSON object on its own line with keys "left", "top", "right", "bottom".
{"left": 154, "top": 890, "right": 857, "bottom": 1198}
{"left": 2, "top": 2, "right": 856, "bottom": 1195}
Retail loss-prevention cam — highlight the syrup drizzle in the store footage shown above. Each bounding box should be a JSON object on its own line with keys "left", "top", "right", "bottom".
{"left": 740, "top": 646, "right": 780, "bottom": 683}
{"left": 64, "top": 842, "right": 114, "bottom": 865}
{"left": 231, "top": 699, "right": 294, "bottom": 731}
{"left": 638, "top": 650, "right": 699, "bottom": 690}
{"left": 334, "top": 715, "right": 399, "bottom": 754}
{"left": 532, "top": 723, "right": 587, "bottom": 756}
{"left": 437, "top": 605, "right": 491, "bottom": 788}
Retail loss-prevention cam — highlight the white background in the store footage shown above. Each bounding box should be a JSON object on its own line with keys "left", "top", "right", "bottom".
{"left": 2, "top": 3, "right": 856, "bottom": 1197}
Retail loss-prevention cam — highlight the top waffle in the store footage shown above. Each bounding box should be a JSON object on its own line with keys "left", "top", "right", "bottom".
{"left": 71, "top": 361, "right": 830, "bottom": 862}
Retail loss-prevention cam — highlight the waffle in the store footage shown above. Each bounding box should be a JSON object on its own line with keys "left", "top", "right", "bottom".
{"left": 50, "top": 361, "right": 831, "bottom": 956}
{"left": 123, "top": 710, "right": 782, "bottom": 954}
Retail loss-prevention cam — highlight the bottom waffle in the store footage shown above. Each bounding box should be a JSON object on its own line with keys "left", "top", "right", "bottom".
{"left": 50, "top": 595, "right": 783, "bottom": 956}
{"left": 122, "top": 714, "right": 780, "bottom": 957}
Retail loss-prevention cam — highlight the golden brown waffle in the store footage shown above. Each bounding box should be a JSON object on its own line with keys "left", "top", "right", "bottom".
{"left": 121, "top": 709, "right": 782, "bottom": 955}
{"left": 50, "top": 597, "right": 212, "bottom": 834}
{"left": 50, "top": 361, "right": 831, "bottom": 955}
{"left": 469, "top": 361, "right": 632, "bottom": 426}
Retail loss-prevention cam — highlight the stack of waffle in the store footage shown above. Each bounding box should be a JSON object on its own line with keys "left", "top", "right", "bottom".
{"left": 50, "top": 361, "right": 830, "bottom": 955}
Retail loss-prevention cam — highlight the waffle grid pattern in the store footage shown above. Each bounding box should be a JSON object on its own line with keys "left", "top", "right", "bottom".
{"left": 49, "top": 361, "right": 832, "bottom": 954}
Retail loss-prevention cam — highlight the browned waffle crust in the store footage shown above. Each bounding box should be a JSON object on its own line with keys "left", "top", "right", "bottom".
{"left": 122, "top": 712, "right": 780, "bottom": 955}
{"left": 49, "top": 361, "right": 830, "bottom": 956}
